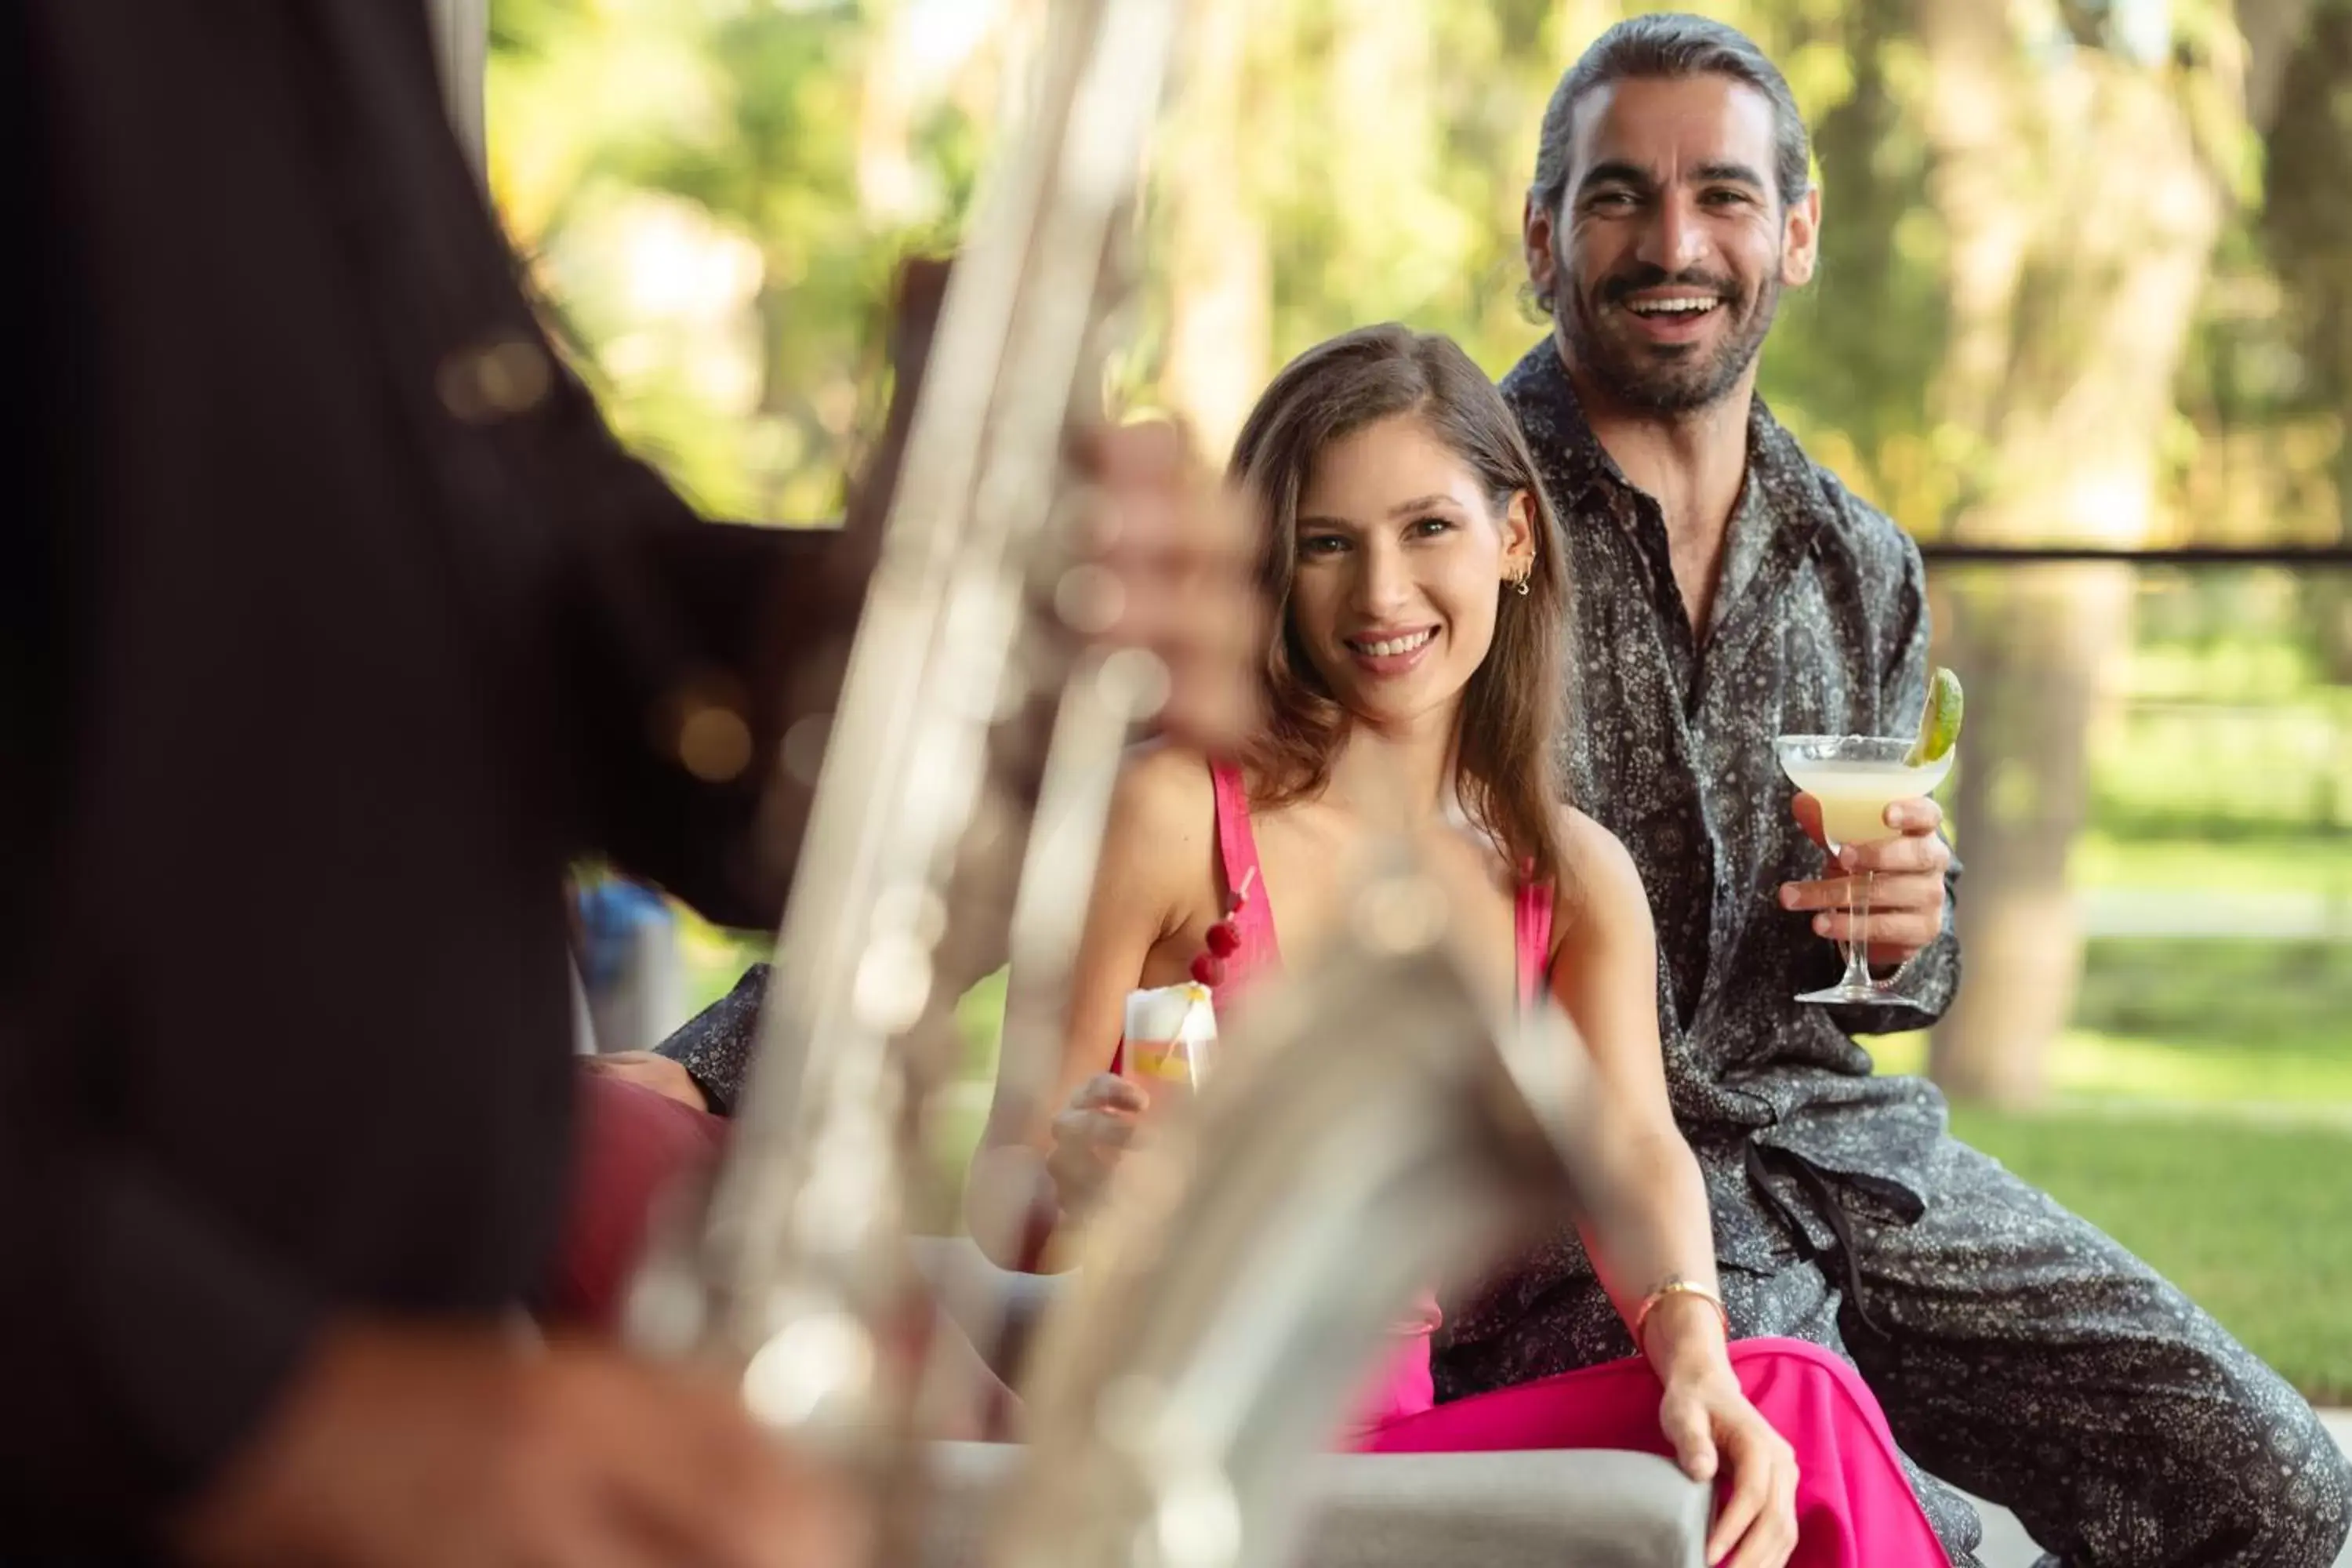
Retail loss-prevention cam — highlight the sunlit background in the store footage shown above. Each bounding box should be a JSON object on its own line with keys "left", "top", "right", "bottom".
{"left": 495, "top": 0, "right": 2352, "bottom": 1406}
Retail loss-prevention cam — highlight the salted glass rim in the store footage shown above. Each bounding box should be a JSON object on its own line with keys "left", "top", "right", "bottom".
{"left": 1773, "top": 735, "right": 1958, "bottom": 792}
{"left": 1774, "top": 733, "right": 1929, "bottom": 764}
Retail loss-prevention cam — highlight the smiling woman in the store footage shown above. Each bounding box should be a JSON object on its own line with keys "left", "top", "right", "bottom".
{"left": 961, "top": 322, "right": 1951, "bottom": 1568}
{"left": 1234, "top": 326, "right": 1571, "bottom": 892}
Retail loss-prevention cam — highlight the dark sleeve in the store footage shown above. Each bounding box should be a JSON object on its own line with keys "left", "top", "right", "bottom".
{"left": 532, "top": 361, "right": 875, "bottom": 934}
{"left": 530, "top": 263, "right": 951, "bottom": 936}
{"left": 1832, "top": 533, "right": 1963, "bottom": 1035}
{"left": 654, "top": 964, "right": 772, "bottom": 1116}
{"left": 0, "top": 1084, "right": 328, "bottom": 1550}
{"left": 0, "top": 9, "right": 328, "bottom": 1546}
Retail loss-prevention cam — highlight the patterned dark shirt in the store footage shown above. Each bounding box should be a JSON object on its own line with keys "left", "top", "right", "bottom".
{"left": 1447, "top": 342, "right": 1965, "bottom": 1337}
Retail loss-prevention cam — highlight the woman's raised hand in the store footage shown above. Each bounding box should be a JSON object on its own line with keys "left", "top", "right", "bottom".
{"left": 1044, "top": 1072, "right": 1148, "bottom": 1218}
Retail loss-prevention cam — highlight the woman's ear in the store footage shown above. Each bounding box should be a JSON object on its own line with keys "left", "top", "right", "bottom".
{"left": 1501, "top": 489, "right": 1538, "bottom": 577}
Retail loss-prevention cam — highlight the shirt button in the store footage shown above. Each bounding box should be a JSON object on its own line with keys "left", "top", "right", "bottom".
{"left": 437, "top": 336, "right": 552, "bottom": 423}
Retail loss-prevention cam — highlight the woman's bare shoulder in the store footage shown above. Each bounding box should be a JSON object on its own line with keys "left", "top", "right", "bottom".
{"left": 1550, "top": 804, "right": 1651, "bottom": 937}
{"left": 1112, "top": 739, "right": 1217, "bottom": 822}
{"left": 1103, "top": 740, "right": 1221, "bottom": 879}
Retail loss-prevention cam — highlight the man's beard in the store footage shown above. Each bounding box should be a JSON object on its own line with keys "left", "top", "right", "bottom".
{"left": 1558, "top": 258, "right": 1781, "bottom": 415}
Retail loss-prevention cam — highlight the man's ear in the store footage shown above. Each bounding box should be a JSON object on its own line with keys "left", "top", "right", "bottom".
{"left": 1782, "top": 184, "right": 1820, "bottom": 289}
{"left": 1524, "top": 191, "right": 1560, "bottom": 306}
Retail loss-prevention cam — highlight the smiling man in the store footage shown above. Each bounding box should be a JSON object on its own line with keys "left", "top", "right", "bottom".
{"left": 1432, "top": 15, "right": 2352, "bottom": 1567}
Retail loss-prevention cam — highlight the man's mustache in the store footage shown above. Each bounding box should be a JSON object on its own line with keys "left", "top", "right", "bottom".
{"left": 1597, "top": 267, "right": 1737, "bottom": 305}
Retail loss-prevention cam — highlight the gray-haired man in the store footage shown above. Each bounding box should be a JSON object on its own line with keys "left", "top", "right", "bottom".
{"left": 1436, "top": 15, "right": 2352, "bottom": 1566}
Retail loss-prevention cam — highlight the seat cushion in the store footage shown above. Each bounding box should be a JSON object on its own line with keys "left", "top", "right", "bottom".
{"left": 920, "top": 1439, "right": 1708, "bottom": 1568}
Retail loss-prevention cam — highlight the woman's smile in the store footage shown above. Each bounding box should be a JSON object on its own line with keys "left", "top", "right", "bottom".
{"left": 1341, "top": 623, "right": 1442, "bottom": 678}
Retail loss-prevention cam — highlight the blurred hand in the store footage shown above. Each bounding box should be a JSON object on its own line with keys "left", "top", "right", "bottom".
{"left": 1070, "top": 423, "right": 1262, "bottom": 755}
{"left": 1777, "top": 794, "right": 1951, "bottom": 967}
{"left": 584, "top": 1051, "right": 710, "bottom": 1112}
{"left": 1044, "top": 1072, "right": 1146, "bottom": 1218}
{"left": 176, "top": 1321, "right": 860, "bottom": 1568}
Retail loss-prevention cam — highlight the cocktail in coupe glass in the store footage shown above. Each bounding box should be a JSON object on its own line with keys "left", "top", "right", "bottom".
{"left": 1773, "top": 734, "right": 1957, "bottom": 1007}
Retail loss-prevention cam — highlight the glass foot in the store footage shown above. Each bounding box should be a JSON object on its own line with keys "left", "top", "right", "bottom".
{"left": 1795, "top": 979, "right": 1930, "bottom": 1010}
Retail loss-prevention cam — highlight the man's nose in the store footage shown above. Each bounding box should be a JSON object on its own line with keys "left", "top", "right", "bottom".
{"left": 1634, "top": 191, "right": 1706, "bottom": 274}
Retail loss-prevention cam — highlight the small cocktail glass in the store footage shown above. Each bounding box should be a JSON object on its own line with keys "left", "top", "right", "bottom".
{"left": 1773, "top": 734, "right": 1957, "bottom": 1007}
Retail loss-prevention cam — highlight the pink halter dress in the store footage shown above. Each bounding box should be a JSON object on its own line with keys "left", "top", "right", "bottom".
{"left": 1175, "top": 761, "right": 1948, "bottom": 1568}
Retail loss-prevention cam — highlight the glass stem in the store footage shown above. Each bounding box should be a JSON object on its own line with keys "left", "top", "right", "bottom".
{"left": 1838, "top": 868, "right": 1875, "bottom": 990}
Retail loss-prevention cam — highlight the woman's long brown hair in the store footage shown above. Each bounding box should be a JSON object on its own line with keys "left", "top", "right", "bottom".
{"left": 1227, "top": 324, "right": 1573, "bottom": 888}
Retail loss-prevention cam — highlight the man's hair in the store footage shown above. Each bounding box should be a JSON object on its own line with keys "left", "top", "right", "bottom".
{"left": 1530, "top": 13, "right": 1813, "bottom": 220}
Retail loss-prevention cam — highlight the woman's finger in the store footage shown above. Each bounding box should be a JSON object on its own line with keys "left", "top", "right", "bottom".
{"left": 1072, "top": 1073, "right": 1147, "bottom": 1114}
{"left": 1704, "top": 1426, "right": 1775, "bottom": 1568}
{"left": 1722, "top": 1442, "right": 1798, "bottom": 1568}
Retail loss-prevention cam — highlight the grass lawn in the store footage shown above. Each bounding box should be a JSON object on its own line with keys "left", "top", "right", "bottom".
{"left": 2073, "top": 832, "right": 2352, "bottom": 898}
{"left": 1868, "top": 935, "right": 2352, "bottom": 1109}
{"left": 1948, "top": 1106, "right": 2352, "bottom": 1404}
{"left": 1864, "top": 934, "right": 2352, "bottom": 1400}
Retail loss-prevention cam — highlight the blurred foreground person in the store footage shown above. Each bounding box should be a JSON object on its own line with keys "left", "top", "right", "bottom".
{"left": 0, "top": 2, "right": 1255, "bottom": 1563}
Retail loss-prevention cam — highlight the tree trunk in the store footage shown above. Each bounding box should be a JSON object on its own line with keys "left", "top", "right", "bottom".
{"left": 1935, "top": 567, "right": 2134, "bottom": 1104}
{"left": 1918, "top": 0, "right": 2312, "bottom": 1105}
{"left": 1156, "top": 0, "right": 1269, "bottom": 455}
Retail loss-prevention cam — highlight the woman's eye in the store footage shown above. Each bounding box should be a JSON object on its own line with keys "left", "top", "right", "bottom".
{"left": 1300, "top": 534, "right": 1348, "bottom": 557}
{"left": 1409, "top": 516, "right": 1456, "bottom": 539}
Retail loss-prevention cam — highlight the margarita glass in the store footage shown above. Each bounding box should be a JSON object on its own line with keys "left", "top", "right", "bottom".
{"left": 1773, "top": 734, "right": 1957, "bottom": 1007}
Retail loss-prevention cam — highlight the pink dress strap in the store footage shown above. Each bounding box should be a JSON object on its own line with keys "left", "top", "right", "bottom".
{"left": 1207, "top": 759, "right": 1281, "bottom": 1000}
{"left": 1515, "top": 875, "right": 1555, "bottom": 1007}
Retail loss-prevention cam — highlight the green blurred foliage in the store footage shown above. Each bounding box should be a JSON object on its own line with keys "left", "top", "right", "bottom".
{"left": 496, "top": 2, "right": 2352, "bottom": 1105}
{"left": 486, "top": 0, "right": 2350, "bottom": 550}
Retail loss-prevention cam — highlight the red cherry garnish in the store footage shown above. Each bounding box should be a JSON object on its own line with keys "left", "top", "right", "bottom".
{"left": 1204, "top": 921, "right": 1240, "bottom": 957}
{"left": 1189, "top": 951, "right": 1226, "bottom": 988}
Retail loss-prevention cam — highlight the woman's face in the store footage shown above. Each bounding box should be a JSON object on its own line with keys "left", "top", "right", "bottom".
{"left": 1287, "top": 413, "right": 1534, "bottom": 732}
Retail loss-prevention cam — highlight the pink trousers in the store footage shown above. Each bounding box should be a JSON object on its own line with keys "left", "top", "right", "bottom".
{"left": 1362, "top": 1336, "right": 1949, "bottom": 1566}
{"left": 556, "top": 1076, "right": 1949, "bottom": 1566}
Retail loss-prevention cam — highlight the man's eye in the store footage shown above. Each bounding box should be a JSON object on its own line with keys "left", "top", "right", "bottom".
{"left": 1589, "top": 190, "right": 1637, "bottom": 211}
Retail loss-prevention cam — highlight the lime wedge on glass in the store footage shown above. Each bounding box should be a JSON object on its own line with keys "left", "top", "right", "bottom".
{"left": 1904, "top": 666, "right": 1964, "bottom": 767}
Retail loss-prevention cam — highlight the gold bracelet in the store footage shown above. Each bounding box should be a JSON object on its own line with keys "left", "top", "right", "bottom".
{"left": 1635, "top": 1277, "right": 1730, "bottom": 1355}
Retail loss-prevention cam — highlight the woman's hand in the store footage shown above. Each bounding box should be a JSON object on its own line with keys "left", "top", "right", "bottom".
{"left": 1044, "top": 1073, "right": 1145, "bottom": 1218}
{"left": 582, "top": 1051, "right": 707, "bottom": 1112}
{"left": 1657, "top": 1365, "right": 1799, "bottom": 1568}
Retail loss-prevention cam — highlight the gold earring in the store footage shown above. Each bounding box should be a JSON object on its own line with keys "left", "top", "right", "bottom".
{"left": 1508, "top": 559, "right": 1533, "bottom": 597}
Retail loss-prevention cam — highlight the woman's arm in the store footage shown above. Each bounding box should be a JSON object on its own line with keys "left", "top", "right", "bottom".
{"left": 1550, "top": 811, "right": 1798, "bottom": 1562}
{"left": 1546, "top": 811, "right": 1726, "bottom": 1374}
{"left": 961, "top": 746, "right": 1212, "bottom": 1271}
